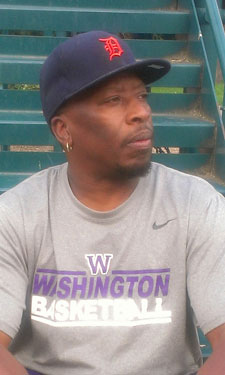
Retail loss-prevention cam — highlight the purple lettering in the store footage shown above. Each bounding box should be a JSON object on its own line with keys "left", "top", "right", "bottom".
{"left": 138, "top": 276, "right": 153, "bottom": 297}
{"left": 57, "top": 277, "right": 71, "bottom": 299}
{"left": 50, "top": 283, "right": 57, "bottom": 297}
{"left": 33, "top": 274, "right": 56, "bottom": 296}
{"left": 87, "top": 277, "right": 94, "bottom": 298}
{"left": 126, "top": 276, "right": 139, "bottom": 297}
{"left": 154, "top": 274, "right": 170, "bottom": 297}
{"left": 85, "top": 254, "right": 113, "bottom": 275}
{"left": 110, "top": 276, "right": 124, "bottom": 298}
{"left": 71, "top": 277, "right": 87, "bottom": 299}
{"left": 94, "top": 276, "right": 109, "bottom": 298}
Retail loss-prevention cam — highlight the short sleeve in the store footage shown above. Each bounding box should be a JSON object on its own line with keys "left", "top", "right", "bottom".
{"left": 0, "top": 202, "right": 28, "bottom": 339}
{"left": 187, "top": 184, "right": 225, "bottom": 335}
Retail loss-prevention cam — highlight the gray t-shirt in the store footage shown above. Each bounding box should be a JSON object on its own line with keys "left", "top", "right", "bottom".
{"left": 0, "top": 162, "right": 225, "bottom": 375}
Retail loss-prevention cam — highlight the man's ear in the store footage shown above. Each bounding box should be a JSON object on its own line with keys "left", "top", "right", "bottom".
{"left": 50, "top": 114, "right": 72, "bottom": 149}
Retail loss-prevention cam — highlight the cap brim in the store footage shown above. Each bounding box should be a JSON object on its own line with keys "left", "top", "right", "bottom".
{"left": 63, "top": 58, "right": 171, "bottom": 102}
{"left": 50, "top": 58, "right": 171, "bottom": 123}
{"left": 129, "top": 58, "right": 171, "bottom": 85}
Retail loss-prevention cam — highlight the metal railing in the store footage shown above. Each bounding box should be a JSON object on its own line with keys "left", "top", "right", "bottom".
{"left": 204, "top": 0, "right": 225, "bottom": 139}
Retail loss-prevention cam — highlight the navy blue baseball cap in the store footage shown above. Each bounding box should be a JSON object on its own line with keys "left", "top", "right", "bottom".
{"left": 40, "top": 30, "right": 171, "bottom": 124}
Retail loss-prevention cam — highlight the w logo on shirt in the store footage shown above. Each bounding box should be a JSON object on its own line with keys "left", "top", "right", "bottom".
{"left": 85, "top": 254, "right": 113, "bottom": 275}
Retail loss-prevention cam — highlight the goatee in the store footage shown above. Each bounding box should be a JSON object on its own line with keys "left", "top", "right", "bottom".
{"left": 113, "top": 160, "right": 152, "bottom": 181}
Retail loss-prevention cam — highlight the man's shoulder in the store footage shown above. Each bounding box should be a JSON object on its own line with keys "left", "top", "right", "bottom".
{"left": 149, "top": 162, "right": 219, "bottom": 198}
{"left": 0, "top": 163, "right": 67, "bottom": 211}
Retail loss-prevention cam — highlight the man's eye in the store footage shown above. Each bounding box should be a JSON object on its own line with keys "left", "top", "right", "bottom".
{"left": 105, "top": 96, "right": 121, "bottom": 104}
{"left": 138, "top": 92, "right": 148, "bottom": 100}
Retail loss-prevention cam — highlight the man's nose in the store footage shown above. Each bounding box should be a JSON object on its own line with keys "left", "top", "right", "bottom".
{"left": 126, "top": 99, "right": 152, "bottom": 125}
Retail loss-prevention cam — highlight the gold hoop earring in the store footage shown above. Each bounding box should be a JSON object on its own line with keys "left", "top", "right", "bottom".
{"left": 66, "top": 142, "right": 73, "bottom": 152}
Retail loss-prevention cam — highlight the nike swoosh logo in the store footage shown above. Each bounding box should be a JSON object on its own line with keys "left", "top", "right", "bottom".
{"left": 152, "top": 218, "right": 177, "bottom": 230}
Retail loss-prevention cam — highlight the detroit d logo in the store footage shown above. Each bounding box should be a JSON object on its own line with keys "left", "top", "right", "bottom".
{"left": 99, "top": 36, "right": 124, "bottom": 61}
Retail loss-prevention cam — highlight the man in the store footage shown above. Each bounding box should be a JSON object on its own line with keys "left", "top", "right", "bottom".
{"left": 0, "top": 30, "right": 225, "bottom": 375}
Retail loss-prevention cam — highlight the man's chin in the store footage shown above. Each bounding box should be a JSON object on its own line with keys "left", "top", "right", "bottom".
{"left": 114, "top": 160, "right": 152, "bottom": 180}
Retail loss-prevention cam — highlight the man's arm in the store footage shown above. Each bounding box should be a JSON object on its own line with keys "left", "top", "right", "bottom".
{"left": 0, "top": 331, "right": 28, "bottom": 375}
{"left": 198, "top": 323, "right": 225, "bottom": 374}
{"left": 0, "top": 331, "right": 11, "bottom": 347}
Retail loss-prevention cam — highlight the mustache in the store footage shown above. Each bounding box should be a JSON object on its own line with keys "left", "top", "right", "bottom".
{"left": 121, "top": 127, "right": 154, "bottom": 147}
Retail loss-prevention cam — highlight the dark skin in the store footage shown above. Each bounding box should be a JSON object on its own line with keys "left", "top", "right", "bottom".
{"left": 51, "top": 73, "right": 153, "bottom": 211}
{"left": 0, "top": 340, "right": 28, "bottom": 375}
{"left": 1, "top": 72, "right": 225, "bottom": 374}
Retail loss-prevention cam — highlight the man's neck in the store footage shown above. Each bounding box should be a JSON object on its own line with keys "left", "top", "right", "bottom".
{"left": 67, "top": 165, "right": 139, "bottom": 212}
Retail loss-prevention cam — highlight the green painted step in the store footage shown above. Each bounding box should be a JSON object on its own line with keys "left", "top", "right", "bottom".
{"left": 216, "top": 153, "right": 225, "bottom": 183}
{"left": 197, "top": 328, "right": 212, "bottom": 360}
{"left": 0, "top": 152, "right": 66, "bottom": 173}
{"left": 0, "top": 58, "right": 201, "bottom": 86}
{"left": 153, "top": 115, "right": 214, "bottom": 147}
{"left": 205, "top": 180, "right": 225, "bottom": 196}
{"left": 152, "top": 153, "right": 211, "bottom": 171}
{"left": 0, "top": 90, "right": 199, "bottom": 113}
{"left": 0, "top": 111, "right": 214, "bottom": 148}
{"left": 0, "top": 5, "right": 190, "bottom": 34}
{"left": 0, "top": 173, "right": 33, "bottom": 194}
{"left": 0, "top": 35, "right": 187, "bottom": 59}
{"left": 0, "top": 0, "right": 176, "bottom": 9}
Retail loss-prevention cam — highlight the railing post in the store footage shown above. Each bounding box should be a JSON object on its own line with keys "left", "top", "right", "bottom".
{"left": 205, "top": 0, "right": 225, "bottom": 80}
{"left": 204, "top": 0, "right": 225, "bottom": 139}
